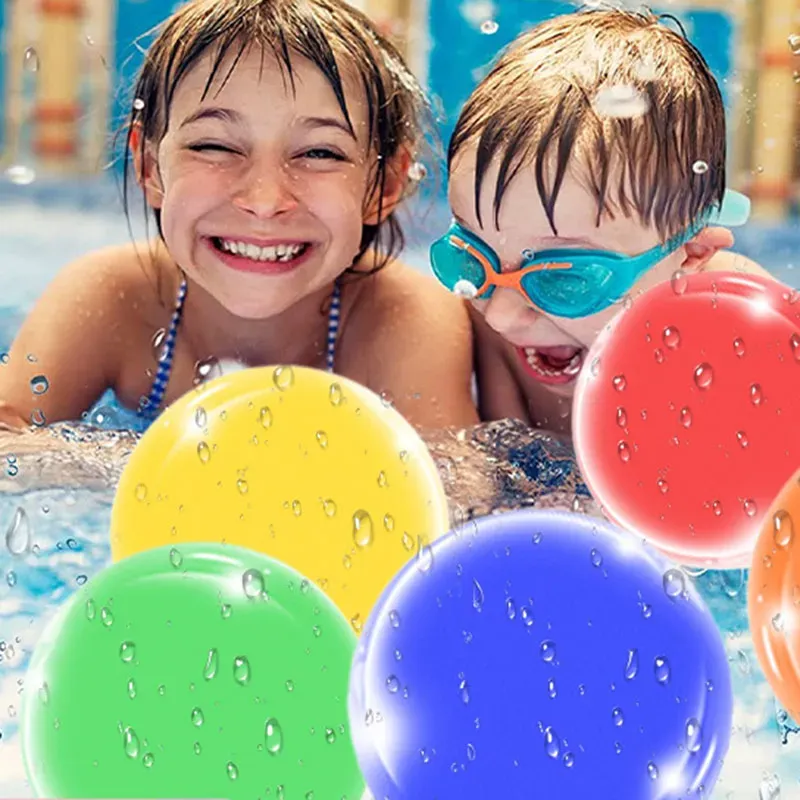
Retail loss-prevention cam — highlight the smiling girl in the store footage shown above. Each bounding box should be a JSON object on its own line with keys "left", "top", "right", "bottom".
{"left": 0, "top": 0, "right": 477, "bottom": 432}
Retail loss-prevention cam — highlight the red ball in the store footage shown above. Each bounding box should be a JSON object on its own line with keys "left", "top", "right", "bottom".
{"left": 573, "top": 271, "right": 800, "bottom": 567}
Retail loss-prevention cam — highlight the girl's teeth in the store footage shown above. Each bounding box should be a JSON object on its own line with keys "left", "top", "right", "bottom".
{"left": 219, "top": 239, "right": 305, "bottom": 262}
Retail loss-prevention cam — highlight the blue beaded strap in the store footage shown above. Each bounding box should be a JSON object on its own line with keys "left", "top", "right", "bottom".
{"left": 137, "top": 278, "right": 342, "bottom": 419}
{"left": 138, "top": 279, "right": 188, "bottom": 419}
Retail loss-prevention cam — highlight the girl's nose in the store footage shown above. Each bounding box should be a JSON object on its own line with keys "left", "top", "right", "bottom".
{"left": 482, "top": 287, "right": 539, "bottom": 333}
{"left": 231, "top": 164, "right": 299, "bottom": 218}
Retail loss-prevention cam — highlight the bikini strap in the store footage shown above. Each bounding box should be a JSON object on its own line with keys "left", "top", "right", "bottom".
{"left": 138, "top": 277, "right": 340, "bottom": 419}
{"left": 138, "top": 278, "right": 188, "bottom": 418}
{"left": 326, "top": 278, "right": 341, "bottom": 373}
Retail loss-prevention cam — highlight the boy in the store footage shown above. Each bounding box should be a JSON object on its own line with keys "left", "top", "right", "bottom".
{"left": 431, "top": 8, "right": 769, "bottom": 436}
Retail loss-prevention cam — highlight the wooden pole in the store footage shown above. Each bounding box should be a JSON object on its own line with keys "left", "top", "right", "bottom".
{"left": 32, "top": 0, "right": 83, "bottom": 173}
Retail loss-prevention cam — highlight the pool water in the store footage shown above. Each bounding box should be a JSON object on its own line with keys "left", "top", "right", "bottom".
{"left": 0, "top": 179, "right": 800, "bottom": 798}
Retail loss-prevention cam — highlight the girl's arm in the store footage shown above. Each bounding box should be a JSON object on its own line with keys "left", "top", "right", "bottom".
{"left": 0, "top": 250, "right": 129, "bottom": 428}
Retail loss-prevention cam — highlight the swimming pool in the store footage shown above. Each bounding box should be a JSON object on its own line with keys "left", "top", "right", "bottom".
{"left": 0, "top": 178, "right": 799, "bottom": 798}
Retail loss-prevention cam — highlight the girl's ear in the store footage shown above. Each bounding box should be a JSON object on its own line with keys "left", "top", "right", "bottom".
{"left": 129, "top": 123, "right": 165, "bottom": 209}
{"left": 363, "top": 145, "right": 412, "bottom": 225}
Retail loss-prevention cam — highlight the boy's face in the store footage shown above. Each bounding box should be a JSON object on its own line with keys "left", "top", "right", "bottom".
{"left": 448, "top": 146, "right": 700, "bottom": 398}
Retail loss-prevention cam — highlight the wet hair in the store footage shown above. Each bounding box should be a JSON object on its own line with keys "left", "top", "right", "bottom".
{"left": 448, "top": 8, "right": 726, "bottom": 240}
{"left": 120, "top": 0, "right": 431, "bottom": 274}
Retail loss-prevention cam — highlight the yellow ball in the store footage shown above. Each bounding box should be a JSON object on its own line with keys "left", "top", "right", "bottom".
{"left": 111, "top": 366, "right": 449, "bottom": 629}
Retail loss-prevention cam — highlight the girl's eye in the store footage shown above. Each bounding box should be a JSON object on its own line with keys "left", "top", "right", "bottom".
{"left": 301, "top": 148, "right": 345, "bottom": 161}
{"left": 187, "top": 143, "right": 236, "bottom": 153}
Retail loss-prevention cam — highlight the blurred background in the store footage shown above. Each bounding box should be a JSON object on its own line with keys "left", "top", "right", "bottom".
{"left": 0, "top": 0, "right": 798, "bottom": 357}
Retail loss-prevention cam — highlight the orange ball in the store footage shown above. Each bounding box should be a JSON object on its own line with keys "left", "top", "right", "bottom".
{"left": 747, "top": 468, "right": 800, "bottom": 722}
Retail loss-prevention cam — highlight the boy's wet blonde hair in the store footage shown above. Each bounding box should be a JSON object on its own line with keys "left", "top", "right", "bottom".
{"left": 449, "top": 9, "right": 726, "bottom": 240}
{"left": 122, "top": 0, "right": 430, "bottom": 272}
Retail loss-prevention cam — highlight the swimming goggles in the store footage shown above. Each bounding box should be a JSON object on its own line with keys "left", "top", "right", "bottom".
{"left": 430, "top": 189, "right": 751, "bottom": 319}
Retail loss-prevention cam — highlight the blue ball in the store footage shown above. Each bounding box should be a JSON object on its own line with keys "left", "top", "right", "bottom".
{"left": 348, "top": 510, "right": 732, "bottom": 800}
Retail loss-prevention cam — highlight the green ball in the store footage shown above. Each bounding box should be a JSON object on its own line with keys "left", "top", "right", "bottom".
{"left": 21, "top": 543, "right": 364, "bottom": 799}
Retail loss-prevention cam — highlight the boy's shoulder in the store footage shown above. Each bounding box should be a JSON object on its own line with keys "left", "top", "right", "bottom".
{"left": 706, "top": 249, "right": 771, "bottom": 278}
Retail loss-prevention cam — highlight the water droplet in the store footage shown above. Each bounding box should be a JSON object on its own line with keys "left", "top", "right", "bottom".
{"left": 237, "top": 478, "right": 248, "bottom": 494}
{"left": 407, "top": 161, "right": 427, "bottom": 181}
{"left": 342, "top": 554, "right": 352, "bottom": 569}
{"left": 197, "top": 441, "right": 211, "bottom": 463}
{"left": 329, "top": 382, "right": 343, "bottom": 406}
{"left": 663, "top": 568, "right": 685, "bottom": 599}
{"left": 350, "top": 615, "right": 363, "bottom": 633}
{"left": 273, "top": 366, "right": 294, "bottom": 390}
{"left": 352, "top": 510, "right": 374, "bottom": 547}
{"left": 685, "top": 718, "right": 702, "bottom": 752}
{"left": 204, "top": 648, "right": 218, "bottom": 680}
{"left": 265, "top": 718, "right": 283, "bottom": 754}
{"left": 544, "top": 727, "right": 561, "bottom": 758}
{"left": 85, "top": 599, "right": 96, "bottom": 620}
{"left": 467, "top": 742, "right": 477, "bottom": 761}
{"left": 324, "top": 726, "right": 336, "bottom": 744}
{"left": 194, "top": 406, "right": 207, "bottom": 428}
{"left": 193, "top": 741, "right": 201, "bottom": 755}
{"left": 791, "top": 332, "right": 800, "bottom": 361}
{"left": 285, "top": 679, "right": 294, "bottom": 692}
{"left": 750, "top": 383, "right": 764, "bottom": 405}
{"left": 243, "top": 568, "right": 265, "bottom": 599}
{"left": 472, "top": 579, "right": 484, "bottom": 611}
{"left": 119, "top": 641, "right": 136, "bottom": 663}
{"left": 227, "top": 761, "right": 239, "bottom": 780}
{"left": 459, "top": 677, "right": 470, "bottom": 703}
{"left": 612, "top": 374, "right": 627, "bottom": 391}
{"left": 221, "top": 603, "right": 232, "bottom": 619}
{"left": 735, "top": 430, "right": 749, "bottom": 449}
{"left": 383, "top": 513, "right": 395, "bottom": 531}
{"left": 671, "top": 269, "right": 688, "bottom": 295}
{"left": 386, "top": 675, "right": 400, "bottom": 693}
{"left": 732, "top": 337, "right": 746, "bottom": 357}
{"left": 617, "top": 441, "right": 631, "bottom": 463}
{"left": 772, "top": 612, "right": 785, "bottom": 632}
{"left": 191, "top": 707, "right": 204, "bottom": 726}
{"left": 290, "top": 499, "right": 302, "bottom": 516}
{"left": 23, "top": 47, "right": 39, "bottom": 72}
{"left": 616, "top": 407, "right": 627, "bottom": 427}
{"left": 480, "top": 19, "right": 499, "bottom": 34}
{"left": 590, "top": 548, "right": 603, "bottom": 567}
{"left": 29, "top": 375, "right": 49, "bottom": 395}
{"left": 789, "top": 33, "right": 800, "bottom": 54}
{"left": 234, "top": 656, "right": 251, "bottom": 684}
{"left": 505, "top": 597, "right": 517, "bottom": 620}
{"left": 127, "top": 678, "right": 137, "bottom": 699}
{"left": 647, "top": 761, "right": 659, "bottom": 780}
{"left": 692, "top": 160, "right": 709, "bottom": 175}
{"left": 743, "top": 498, "right": 758, "bottom": 517}
{"left": 169, "top": 547, "right": 182, "bottom": 569}
{"left": 693, "top": 363, "right": 713, "bottom": 389}
{"left": 259, "top": 406, "right": 273, "bottom": 428}
{"left": 123, "top": 727, "right": 140, "bottom": 759}
{"left": 416, "top": 538, "right": 434, "bottom": 573}
{"left": 592, "top": 84, "right": 650, "bottom": 119}
{"left": 5, "top": 508, "right": 30, "bottom": 555}
{"left": 774, "top": 510, "right": 794, "bottom": 548}
{"left": 563, "top": 751, "right": 575, "bottom": 768}
{"left": 322, "top": 499, "right": 337, "bottom": 517}
{"left": 654, "top": 656, "right": 671, "bottom": 684}
{"left": 100, "top": 607, "right": 114, "bottom": 627}
{"left": 641, "top": 602, "right": 652, "bottom": 619}
{"left": 612, "top": 707, "right": 624, "bottom": 726}
{"left": 711, "top": 499, "right": 723, "bottom": 517}
{"left": 615, "top": 650, "right": 636, "bottom": 687}
{"left": 135, "top": 483, "right": 147, "bottom": 502}
{"left": 389, "top": 610, "right": 401, "bottom": 628}
{"left": 540, "top": 640, "right": 556, "bottom": 663}
{"left": 547, "top": 678, "right": 557, "bottom": 698}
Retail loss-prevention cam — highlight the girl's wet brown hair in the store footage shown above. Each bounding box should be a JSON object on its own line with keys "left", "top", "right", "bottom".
{"left": 448, "top": 8, "right": 727, "bottom": 241}
{"left": 120, "top": 0, "right": 431, "bottom": 274}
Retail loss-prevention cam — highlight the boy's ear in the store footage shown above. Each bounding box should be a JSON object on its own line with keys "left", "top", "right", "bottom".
{"left": 363, "top": 145, "right": 412, "bottom": 225}
{"left": 681, "top": 225, "right": 734, "bottom": 271}
{"left": 129, "top": 123, "right": 165, "bottom": 209}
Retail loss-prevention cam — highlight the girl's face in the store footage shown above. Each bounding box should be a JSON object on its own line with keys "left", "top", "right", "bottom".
{"left": 140, "top": 47, "right": 383, "bottom": 319}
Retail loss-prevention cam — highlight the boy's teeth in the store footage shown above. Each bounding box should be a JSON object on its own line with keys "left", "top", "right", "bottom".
{"left": 524, "top": 347, "right": 583, "bottom": 377}
{"left": 218, "top": 238, "right": 305, "bottom": 262}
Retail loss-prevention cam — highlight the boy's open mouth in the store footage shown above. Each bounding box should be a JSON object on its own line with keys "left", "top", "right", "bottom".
{"left": 517, "top": 345, "right": 585, "bottom": 385}
{"left": 208, "top": 236, "right": 312, "bottom": 273}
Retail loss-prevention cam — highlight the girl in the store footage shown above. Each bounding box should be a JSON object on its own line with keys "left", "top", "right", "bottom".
{"left": 0, "top": 0, "right": 478, "bottom": 433}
